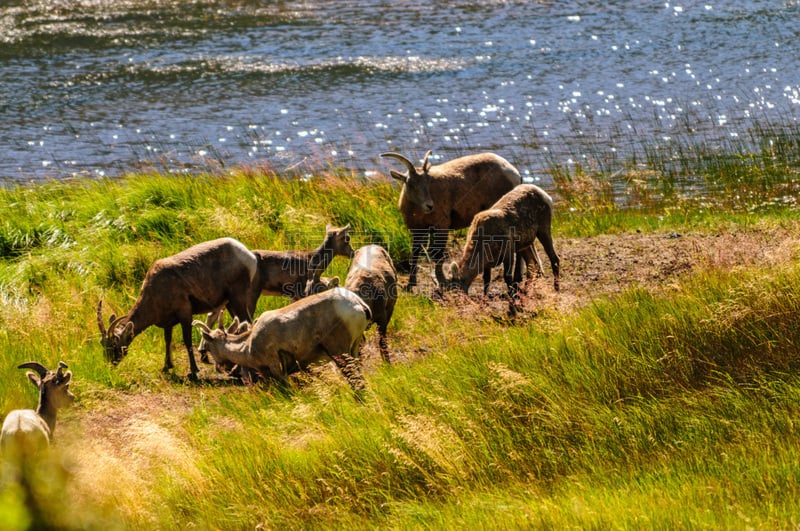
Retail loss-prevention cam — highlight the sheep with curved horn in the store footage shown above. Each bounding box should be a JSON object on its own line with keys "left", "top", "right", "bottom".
{"left": 380, "top": 150, "right": 523, "bottom": 290}
{"left": 97, "top": 237, "right": 263, "bottom": 379}
{"left": 194, "top": 287, "right": 372, "bottom": 392}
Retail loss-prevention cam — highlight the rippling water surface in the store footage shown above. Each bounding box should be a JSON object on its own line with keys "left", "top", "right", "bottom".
{"left": 1, "top": 0, "right": 799, "bottom": 182}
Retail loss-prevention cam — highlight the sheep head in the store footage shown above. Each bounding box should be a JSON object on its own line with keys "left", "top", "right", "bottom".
{"left": 192, "top": 320, "right": 243, "bottom": 373}
{"left": 323, "top": 224, "right": 355, "bottom": 258}
{"left": 97, "top": 300, "right": 135, "bottom": 365}
{"left": 445, "top": 261, "right": 470, "bottom": 293}
{"left": 381, "top": 150, "right": 434, "bottom": 214}
{"left": 20, "top": 361, "right": 75, "bottom": 409}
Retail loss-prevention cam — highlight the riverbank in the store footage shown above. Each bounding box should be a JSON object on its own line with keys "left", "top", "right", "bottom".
{"left": 1, "top": 169, "right": 799, "bottom": 528}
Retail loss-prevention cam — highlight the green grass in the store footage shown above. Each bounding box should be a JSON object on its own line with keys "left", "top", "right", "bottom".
{"left": 1, "top": 162, "right": 800, "bottom": 529}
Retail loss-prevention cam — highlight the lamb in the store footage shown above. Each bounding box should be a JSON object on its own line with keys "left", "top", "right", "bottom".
{"left": 380, "top": 150, "right": 522, "bottom": 289}
{"left": 194, "top": 287, "right": 372, "bottom": 391}
{"left": 1, "top": 362, "right": 74, "bottom": 456}
{"left": 447, "top": 184, "right": 560, "bottom": 297}
{"left": 97, "top": 237, "right": 263, "bottom": 379}
{"left": 344, "top": 245, "right": 398, "bottom": 362}
{"left": 251, "top": 224, "right": 354, "bottom": 300}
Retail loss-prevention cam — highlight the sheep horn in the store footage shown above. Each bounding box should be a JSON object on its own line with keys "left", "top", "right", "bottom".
{"left": 18, "top": 361, "right": 49, "bottom": 378}
{"left": 97, "top": 300, "right": 107, "bottom": 336}
{"left": 226, "top": 317, "right": 241, "bottom": 334}
{"left": 192, "top": 320, "right": 212, "bottom": 334}
{"left": 108, "top": 315, "right": 127, "bottom": 337}
{"left": 380, "top": 152, "right": 417, "bottom": 174}
{"left": 421, "top": 150, "right": 432, "bottom": 173}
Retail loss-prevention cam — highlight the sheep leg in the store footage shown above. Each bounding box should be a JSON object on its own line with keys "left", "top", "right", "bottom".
{"left": 513, "top": 249, "right": 528, "bottom": 286}
{"left": 519, "top": 244, "right": 543, "bottom": 279}
{"left": 430, "top": 228, "right": 448, "bottom": 287}
{"left": 378, "top": 323, "right": 391, "bottom": 363}
{"left": 180, "top": 321, "right": 200, "bottom": 379}
{"left": 502, "top": 253, "right": 518, "bottom": 299}
{"left": 482, "top": 266, "right": 492, "bottom": 296}
{"left": 162, "top": 326, "right": 174, "bottom": 372}
{"left": 406, "top": 229, "right": 426, "bottom": 290}
{"left": 279, "top": 349, "right": 303, "bottom": 376}
{"left": 537, "top": 230, "right": 561, "bottom": 291}
{"left": 330, "top": 352, "right": 365, "bottom": 393}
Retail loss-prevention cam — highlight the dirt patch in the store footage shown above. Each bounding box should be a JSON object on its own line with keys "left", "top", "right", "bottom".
{"left": 402, "top": 224, "right": 800, "bottom": 318}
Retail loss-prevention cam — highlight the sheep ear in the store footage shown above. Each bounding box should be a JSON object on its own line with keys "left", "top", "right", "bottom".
{"left": 389, "top": 170, "right": 408, "bottom": 183}
{"left": 192, "top": 320, "right": 212, "bottom": 334}
{"left": 226, "top": 317, "right": 241, "bottom": 334}
{"left": 329, "top": 276, "right": 340, "bottom": 287}
{"left": 449, "top": 262, "right": 460, "bottom": 278}
{"left": 120, "top": 322, "right": 135, "bottom": 342}
{"left": 27, "top": 372, "right": 42, "bottom": 388}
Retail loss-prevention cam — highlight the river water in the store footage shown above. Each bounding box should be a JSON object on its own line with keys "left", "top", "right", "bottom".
{"left": 1, "top": 0, "right": 798, "bottom": 183}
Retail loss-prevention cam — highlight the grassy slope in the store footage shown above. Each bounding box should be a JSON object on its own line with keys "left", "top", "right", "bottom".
{"left": 1, "top": 168, "right": 799, "bottom": 529}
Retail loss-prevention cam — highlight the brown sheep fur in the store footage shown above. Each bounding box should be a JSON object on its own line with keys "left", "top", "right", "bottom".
{"left": 381, "top": 150, "right": 522, "bottom": 289}
{"left": 97, "top": 237, "right": 262, "bottom": 379}
{"left": 344, "top": 245, "right": 398, "bottom": 362}
{"left": 448, "top": 184, "right": 560, "bottom": 297}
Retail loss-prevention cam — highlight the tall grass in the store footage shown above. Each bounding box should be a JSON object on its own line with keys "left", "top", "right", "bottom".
{"left": 1, "top": 162, "right": 800, "bottom": 528}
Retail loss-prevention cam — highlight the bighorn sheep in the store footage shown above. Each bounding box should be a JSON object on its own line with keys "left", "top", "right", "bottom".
{"left": 97, "top": 237, "right": 263, "bottom": 379}
{"left": 194, "top": 287, "right": 372, "bottom": 391}
{"left": 447, "top": 184, "right": 560, "bottom": 296}
{"left": 345, "top": 245, "right": 397, "bottom": 362}
{"left": 1, "top": 362, "right": 74, "bottom": 456}
{"left": 198, "top": 225, "right": 354, "bottom": 352}
{"left": 380, "top": 150, "right": 522, "bottom": 289}
{"left": 252, "top": 224, "right": 354, "bottom": 300}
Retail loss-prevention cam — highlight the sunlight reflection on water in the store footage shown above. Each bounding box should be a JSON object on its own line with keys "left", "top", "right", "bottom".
{"left": 0, "top": 0, "right": 798, "bottom": 182}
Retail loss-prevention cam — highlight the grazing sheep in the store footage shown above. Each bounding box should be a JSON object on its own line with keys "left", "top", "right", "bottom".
{"left": 1, "top": 362, "right": 74, "bottom": 456}
{"left": 447, "top": 184, "right": 560, "bottom": 296}
{"left": 194, "top": 287, "right": 372, "bottom": 391}
{"left": 381, "top": 150, "right": 522, "bottom": 289}
{"left": 97, "top": 237, "right": 263, "bottom": 379}
{"left": 344, "top": 245, "right": 398, "bottom": 362}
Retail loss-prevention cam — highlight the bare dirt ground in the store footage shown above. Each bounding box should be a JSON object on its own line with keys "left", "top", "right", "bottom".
{"left": 401, "top": 223, "right": 800, "bottom": 321}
